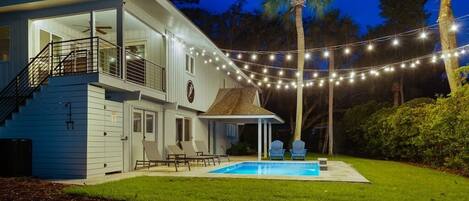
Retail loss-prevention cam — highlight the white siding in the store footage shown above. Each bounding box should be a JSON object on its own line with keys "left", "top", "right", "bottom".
{"left": 0, "top": 82, "right": 89, "bottom": 179}
{"left": 86, "top": 85, "right": 123, "bottom": 178}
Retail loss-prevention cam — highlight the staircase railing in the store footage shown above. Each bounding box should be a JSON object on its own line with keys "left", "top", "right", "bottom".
{"left": 0, "top": 36, "right": 166, "bottom": 125}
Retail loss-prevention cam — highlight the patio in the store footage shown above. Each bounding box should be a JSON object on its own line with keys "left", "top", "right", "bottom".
{"left": 53, "top": 156, "right": 369, "bottom": 185}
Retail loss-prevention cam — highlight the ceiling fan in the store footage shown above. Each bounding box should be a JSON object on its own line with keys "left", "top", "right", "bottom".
{"left": 72, "top": 24, "right": 112, "bottom": 35}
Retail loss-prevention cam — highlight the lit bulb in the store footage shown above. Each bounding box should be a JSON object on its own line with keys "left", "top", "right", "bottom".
{"left": 335, "top": 81, "right": 340, "bottom": 86}
{"left": 461, "top": 49, "right": 466, "bottom": 54}
{"left": 323, "top": 50, "right": 330, "bottom": 58}
{"left": 216, "top": 66, "right": 220, "bottom": 70}
{"left": 344, "top": 48, "right": 351, "bottom": 55}
{"left": 401, "top": 63, "right": 406, "bottom": 68}
{"left": 215, "top": 57, "right": 219, "bottom": 61}
{"left": 295, "top": 72, "right": 300, "bottom": 77}
{"left": 236, "top": 70, "right": 240, "bottom": 74}
{"left": 227, "top": 72, "right": 231, "bottom": 75}
{"left": 244, "top": 65, "right": 249, "bottom": 69}
{"left": 237, "top": 54, "right": 242, "bottom": 59}
{"left": 350, "top": 71, "right": 356, "bottom": 78}
{"left": 313, "top": 72, "right": 318, "bottom": 78}
{"left": 263, "top": 77, "right": 269, "bottom": 82}
{"left": 267, "top": 83, "right": 271, "bottom": 88}
{"left": 257, "top": 82, "right": 262, "bottom": 86}
{"left": 331, "top": 72, "right": 337, "bottom": 78}
{"left": 212, "top": 51, "right": 217, "bottom": 55}
{"left": 339, "top": 76, "right": 344, "bottom": 81}
{"left": 229, "top": 61, "right": 234, "bottom": 65}
{"left": 286, "top": 54, "right": 292, "bottom": 61}
{"left": 278, "top": 80, "right": 283, "bottom": 84}
{"left": 225, "top": 52, "right": 230, "bottom": 57}
{"left": 450, "top": 23, "right": 459, "bottom": 32}
{"left": 204, "top": 60, "right": 208, "bottom": 64}
{"left": 367, "top": 44, "right": 374, "bottom": 51}
{"left": 278, "top": 70, "right": 284, "bottom": 76}
{"left": 392, "top": 38, "right": 399, "bottom": 46}
{"left": 349, "top": 79, "right": 354, "bottom": 83}
{"left": 285, "top": 85, "right": 290, "bottom": 89}
{"left": 251, "top": 54, "right": 257, "bottom": 61}
{"left": 305, "top": 53, "right": 311, "bottom": 60}
{"left": 276, "top": 85, "right": 281, "bottom": 89}
{"left": 222, "top": 65, "right": 226, "bottom": 69}
{"left": 237, "top": 75, "right": 242, "bottom": 80}
{"left": 208, "top": 59, "right": 212, "bottom": 63}
{"left": 263, "top": 68, "right": 268, "bottom": 73}
{"left": 419, "top": 31, "right": 427, "bottom": 39}
{"left": 247, "top": 79, "right": 252, "bottom": 83}
{"left": 269, "top": 54, "right": 276, "bottom": 61}
{"left": 415, "top": 60, "right": 421, "bottom": 65}
{"left": 250, "top": 74, "right": 255, "bottom": 78}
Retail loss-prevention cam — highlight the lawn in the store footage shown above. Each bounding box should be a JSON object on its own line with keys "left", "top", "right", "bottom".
{"left": 65, "top": 155, "right": 469, "bottom": 201}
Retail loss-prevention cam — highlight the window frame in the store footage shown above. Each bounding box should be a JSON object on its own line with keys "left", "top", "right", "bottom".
{"left": 0, "top": 25, "right": 11, "bottom": 63}
{"left": 185, "top": 53, "right": 195, "bottom": 75}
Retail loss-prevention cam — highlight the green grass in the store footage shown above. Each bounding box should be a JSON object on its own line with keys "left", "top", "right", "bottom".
{"left": 65, "top": 155, "right": 469, "bottom": 201}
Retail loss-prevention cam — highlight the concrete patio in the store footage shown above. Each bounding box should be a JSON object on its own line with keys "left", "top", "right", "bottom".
{"left": 53, "top": 156, "right": 369, "bottom": 185}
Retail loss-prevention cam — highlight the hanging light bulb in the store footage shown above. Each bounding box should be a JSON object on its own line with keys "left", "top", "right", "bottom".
{"left": 335, "top": 81, "right": 340, "bottom": 86}
{"left": 212, "top": 51, "right": 217, "bottom": 56}
{"left": 278, "top": 70, "right": 284, "bottom": 76}
{"left": 295, "top": 72, "right": 300, "bottom": 77}
{"left": 236, "top": 70, "right": 240, "bottom": 74}
{"left": 276, "top": 84, "right": 281, "bottom": 89}
{"left": 247, "top": 79, "right": 252, "bottom": 83}
{"left": 204, "top": 60, "right": 208, "bottom": 64}
{"left": 349, "top": 78, "right": 354, "bottom": 83}
{"left": 244, "top": 64, "right": 249, "bottom": 69}
{"left": 344, "top": 47, "right": 351, "bottom": 55}
{"left": 278, "top": 80, "right": 283, "bottom": 84}
{"left": 250, "top": 74, "right": 255, "bottom": 78}
{"left": 237, "top": 53, "right": 242, "bottom": 59}
{"left": 350, "top": 71, "right": 356, "bottom": 78}
{"left": 410, "top": 63, "right": 416, "bottom": 68}
{"left": 305, "top": 53, "right": 311, "bottom": 60}
{"left": 227, "top": 72, "right": 231, "bottom": 75}
{"left": 415, "top": 60, "right": 421, "bottom": 65}
{"left": 323, "top": 50, "right": 330, "bottom": 58}
{"left": 319, "top": 82, "right": 324, "bottom": 87}
{"left": 237, "top": 75, "right": 242, "bottom": 80}
{"left": 331, "top": 72, "right": 337, "bottom": 78}
{"left": 431, "top": 55, "right": 437, "bottom": 63}
{"left": 216, "top": 66, "right": 220, "bottom": 70}
{"left": 367, "top": 43, "right": 374, "bottom": 51}
{"left": 313, "top": 72, "right": 318, "bottom": 78}
{"left": 450, "top": 23, "right": 459, "bottom": 32}
{"left": 286, "top": 54, "right": 293, "bottom": 61}
{"left": 392, "top": 37, "right": 400, "bottom": 46}
{"left": 461, "top": 49, "right": 466, "bottom": 54}
{"left": 285, "top": 85, "right": 290, "bottom": 89}
{"left": 257, "top": 81, "right": 262, "bottom": 86}
{"left": 208, "top": 59, "right": 212, "bottom": 63}
{"left": 267, "top": 83, "right": 271, "bottom": 88}
{"left": 419, "top": 31, "right": 428, "bottom": 39}
{"left": 269, "top": 54, "right": 276, "bottom": 61}
{"left": 222, "top": 64, "right": 226, "bottom": 69}
{"left": 263, "top": 77, "right": 269, "bottom": 82}
{"left": 215, "top": 57, "right": 219, "bottom": 61}
{"left": 263, "top": 68, "right": 268, "bottom": 73}
{"left": 361, "top": 73, "right": 366, "bottom": 80}
{"left": 401, "top": 63, "right": 406, "bottom": 68}
{"left": 251, "top": 54, "right": 258, "bottom": 61}
{"left": 225, "top": 52, "right": 230, "bottom": 57}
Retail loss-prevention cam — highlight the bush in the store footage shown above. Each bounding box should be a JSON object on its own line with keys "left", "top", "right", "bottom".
{"left": 226, "top": 142, "right": 253, "bottom": 156}
{"left": 342, "top": 85, "right": 469, "bottom": 175}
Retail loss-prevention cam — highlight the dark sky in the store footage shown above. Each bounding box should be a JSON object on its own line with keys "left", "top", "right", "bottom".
{"left": 189, "top": 0, "right": 468, "bottom": 34}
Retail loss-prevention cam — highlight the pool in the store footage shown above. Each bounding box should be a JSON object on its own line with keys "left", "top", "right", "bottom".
{"left": 210, "top": 162, "right": 320, "bottom": 177}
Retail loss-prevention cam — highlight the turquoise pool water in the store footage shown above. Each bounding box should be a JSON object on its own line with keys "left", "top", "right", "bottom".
{"left": 210, "top": 162, "right": 320, "bottom": 176}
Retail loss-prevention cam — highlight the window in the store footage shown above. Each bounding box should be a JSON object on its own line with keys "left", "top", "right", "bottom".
{"left": 176, "top": 117, "right": 192, "bottom": 146}
{"left": 185, "top": 54, "right": 194, "bottom": 74}
{"left": 145, "top": 113, "right": 154, "bottom": 133}
{"left": 133, "top": 112, "right": 142, "bottom": 132}
{"left": 0, "top": 26, "right": 10, "bottom": 62}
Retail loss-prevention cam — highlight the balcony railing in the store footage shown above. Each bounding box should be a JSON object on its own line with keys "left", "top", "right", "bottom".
{"left": 48, "top": 37, "right": 166, "bottom": 92}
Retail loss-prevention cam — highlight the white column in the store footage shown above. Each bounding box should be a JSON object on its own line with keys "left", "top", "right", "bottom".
{"left": 268, "top": 122, "right": 272, "bottom": 150}
{"left": 263, "top": 120, "right": 267, "bottom": 158}
{"left": 257, "top": 118, "right": 262, "bottom": 161}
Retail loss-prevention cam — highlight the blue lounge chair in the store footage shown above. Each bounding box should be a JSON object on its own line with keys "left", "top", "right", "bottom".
{"left": 269, "top": 140, "right": 286, "bottom": 160}
{"left": 290, "top": 140, "right": 307, "bottom": 160}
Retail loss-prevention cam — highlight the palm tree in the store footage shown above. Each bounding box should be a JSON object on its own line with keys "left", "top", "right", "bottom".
{"left": 263, "top": 0, "right": 332, "bottom": 141}
{"left": 438, "top": 0, "right": 461, "bottom": 92}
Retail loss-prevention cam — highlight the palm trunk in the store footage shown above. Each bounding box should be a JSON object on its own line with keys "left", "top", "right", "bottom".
{"left": 327, "top": 49, "right": 334, "bottom": 155}
{"left": 293, "top": 6, "right": 305, "bottom": 141}
{"left": 439, "top": 0, "right": 461, "bottom": 92}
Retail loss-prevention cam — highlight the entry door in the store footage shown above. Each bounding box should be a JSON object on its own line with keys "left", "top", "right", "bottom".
{"left": 131, "top": 109, "right": 144, "bottom": 169}
{"left": 176, "top": 117, "right": 192, "bottom": 147}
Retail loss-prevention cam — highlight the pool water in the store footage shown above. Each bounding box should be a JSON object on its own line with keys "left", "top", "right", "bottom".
{"left": 210, "top": 162, "right": 320, "bottom": 176}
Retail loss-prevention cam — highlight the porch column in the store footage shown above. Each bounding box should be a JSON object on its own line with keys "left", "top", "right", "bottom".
{"left": 263, "top": 120, "right": 267, "bottom": 158}
{"left": 116, "top": 4, "right": 125, "bottom": 79}
{"left": 268, "top": 122, "right": 272, "bottom": 150}
{"left": 257, "top": 118, "right": 262, "bottom": 161}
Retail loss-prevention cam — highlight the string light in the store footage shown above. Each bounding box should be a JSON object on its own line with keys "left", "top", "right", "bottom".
{"left": 237, "top": 53, "right": 242, "bottom": 59}
{"left": 237, "top": 75, "right": 242, "bottom": 80}
{"left": 278, "top": 70, "right": 284, "bottom": 76}
{"left": 450, "top": 23, "right": 459, "bottom": 32}
{"left": 392, "top": 38, "right": 400, "bottom": 46}
{"left": 313, "top": 72, "right": 318, "bottom": 78}
{"left": 286, "top": 54, "right": 293, "bottom": 61}
{"left": 269, "top": 54, "right": 276, "bottom": 61}
{"left": 244, "top": 64, "right": 249, "bottom": 69}
{"left": 251, "top": 54, "right": 258, "bottom": 61}
{"left": 250, "top": 74, "right": 255, "bottom": 78}
{"left": 305, "top": 53, "right": 312, "bottom": 60}
{"left": 216, "top": 66, "right": 220, "bottom": 70}
{"left": 263, "top": 68, "right": 268, "bottom": 73}
{"left": 419, "top": 31, "right": 428, "bottom": 39}
{"left": 222, "top": 64, "right": 226, "bottom": 69}
{"left": 227, "top": 72, "right": 231, "bottom": 75}
{"left": 367, "top": 44, "right": 374, "bottom": 51}
{"left": 344, "top": 48, "right": 351, "bottom": 55}
{"left": 323, "top": 50, "right": 330, "bottom": 58}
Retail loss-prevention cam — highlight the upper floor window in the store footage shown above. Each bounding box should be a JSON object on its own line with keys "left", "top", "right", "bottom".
{"left": 0, "top": 26, "right": 10, "bottom": 62}
{"left": 186, "top": 54, "right": 194, "bottom": 74}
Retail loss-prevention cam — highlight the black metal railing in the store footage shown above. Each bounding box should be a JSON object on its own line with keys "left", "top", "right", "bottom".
{"left": 0, "top": 36, "right": 166, "bottom": 125}
{"left": 126, "top": 51, "right": 166, "bottom": 92}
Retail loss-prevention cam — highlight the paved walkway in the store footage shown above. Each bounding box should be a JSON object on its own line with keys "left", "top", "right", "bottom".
{"left": 53, "top": 156, "right": 369, "bottom": 185}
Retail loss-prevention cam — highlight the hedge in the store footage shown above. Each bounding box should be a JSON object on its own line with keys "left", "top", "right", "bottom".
{"left": 342, "top": 86, "right": 469, "bottom": 175}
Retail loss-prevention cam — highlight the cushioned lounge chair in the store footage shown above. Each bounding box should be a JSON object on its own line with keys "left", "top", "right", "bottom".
{"left": 134, "top": 141, "right": 190, "bottom": 172}
{"left": 194, "top": 140, "right": 230, "bottom": 162}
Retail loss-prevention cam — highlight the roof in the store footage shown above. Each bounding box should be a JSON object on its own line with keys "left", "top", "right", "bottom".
{"left": 199, "top": 88, "right": 284, "bottom": 124}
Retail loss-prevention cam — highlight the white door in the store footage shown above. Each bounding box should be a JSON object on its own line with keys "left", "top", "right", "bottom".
{"left": 176, "top": 117, "right": 192, "bottom": 147}
{"left": 131, "top": 109, "right": 144, "bottom": 169}
{"left": 143, "top": 111, "right": 156, "bottom": 160}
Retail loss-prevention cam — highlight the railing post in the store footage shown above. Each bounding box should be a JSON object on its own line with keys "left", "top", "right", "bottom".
{"left": 97, "top": 38, "right": 100, "bottom": 73}
{"left": 163, "top": 68, "right": 166, "bottom": 92}
{"left": 50, "top": 43, "right": 54, "bottom": 76}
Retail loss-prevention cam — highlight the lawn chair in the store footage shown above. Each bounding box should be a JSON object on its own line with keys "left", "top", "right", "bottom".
{"left": 269, "top": 140, "right": 286, "bottom": 160}
{"left": 290, "top": 140, "right": 307, "bottom": 160}
{"left": 194, "top": 140, "right": 230, "bottom": 162}
{"left": 134, "top": 141, "right": 190, "bottom": 172}
{"left": 168, "top": 144, "right": 216, "bottom": 167}
{"left": 181, "top": 141, "right": 218, "bottom": 165}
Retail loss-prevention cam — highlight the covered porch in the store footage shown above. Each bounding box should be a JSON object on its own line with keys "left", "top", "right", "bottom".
{"left": 199, "top": 88, "right": 285, "bottom": 161}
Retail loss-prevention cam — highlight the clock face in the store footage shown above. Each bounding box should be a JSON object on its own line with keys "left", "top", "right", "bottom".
{"left": 187, "top": 80, "right": 195, "bottom": 103}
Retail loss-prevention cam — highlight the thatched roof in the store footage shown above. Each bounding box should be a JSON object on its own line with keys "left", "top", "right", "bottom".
{"left": 202, "top": 88, "right": 274, "bottom": 116}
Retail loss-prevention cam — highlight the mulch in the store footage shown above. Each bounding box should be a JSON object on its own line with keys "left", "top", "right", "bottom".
{"left": 0, "top": 177, "right": 112, "bottom": 201}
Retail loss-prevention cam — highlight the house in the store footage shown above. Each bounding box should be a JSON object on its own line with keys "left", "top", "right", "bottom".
{"left": 0, "top": 0, "right": 283, "bottom": 179}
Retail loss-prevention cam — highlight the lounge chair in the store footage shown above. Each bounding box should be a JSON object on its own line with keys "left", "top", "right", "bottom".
{"left": 194, "top": 140, "right": 230, "bottom": 162}
{"left": 134, "top": 141, "right": 191, "bottom": 172}
{"left": 181, "top": 141, "right": 219, "bottom": 165}
{"left": 290, "top": 140, "right": 307, "bottom": 160}
{"left": 269, "top": 140, "right": 286, "bottom": 160}
{"left": 168, "top": 144, "right": 216, "bottom": 166}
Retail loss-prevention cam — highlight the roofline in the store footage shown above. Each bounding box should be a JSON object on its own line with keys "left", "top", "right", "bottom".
{"left": 198, "top": 114, "right": 285, "bottom": 124}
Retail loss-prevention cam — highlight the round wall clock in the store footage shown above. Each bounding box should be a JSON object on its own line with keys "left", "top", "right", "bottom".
{"left": 187, "top": 80, "right": 195, "bottom": 103}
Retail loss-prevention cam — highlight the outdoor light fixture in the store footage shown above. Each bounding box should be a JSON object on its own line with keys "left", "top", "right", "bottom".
{"left": 392, "top": 38, "right": 399, "bottom": 46}
{"left": 367, "top": 44, "right": 374, "bottom": 51}
{"left": 244, "top": 65, "right": 249, "bottom": 69}
{"left": 216, "top": 66, "right": 220, "bottom": 70}
{"left": 313, "top": 72, "right": 318, "bottom": 78}
{"left": 251, "top": 54, "right": 258, "bottom": 60}
{"left": 286, "top": 54, "right": 292, "bottom": 61}
{"left": 263, "top": 68, "right": 268, "bottom": 73}
{"left": 263, "top": 77, "right": 269, "bottom": 82}
{"left": 222, "top": 65, "right": 226, "bottom": 69}
{"left": 237, "top": 53, "right": 242, "bottom": 59}
{"left": 250, "top": 74, "right": 255, "bottom": 78}
{"left": 237, "top": 75, "right": 242, "bottom": 80}
{"left": 278, "top": 70, "right": 284, "bottom": 76}
{"left": 344, "top": 48, "right": 351, "bottom": 55}
{"left": 226, "top": 52, "right": 230, "bottom": 57}
{"left": 323, "top": 50, "right": 330, "bottom": 58}
{"left": 295, "top": 72, "right": 300, "bottom": 77}
{"left": 419, "top": 31, "right": 428, "bottom": 39}
{"left": 450, "top": 23, "right": 459, "bottom": 32}
{"left": 331, "top": 72, "right": 337, "bottom": 78}
{"left": 269, "top": 54, "right": 276, "bottom": 61}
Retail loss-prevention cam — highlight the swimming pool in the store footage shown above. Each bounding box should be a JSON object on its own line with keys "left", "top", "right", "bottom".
{"left": 210, "top": 162, "right": 320, "bottom": 177}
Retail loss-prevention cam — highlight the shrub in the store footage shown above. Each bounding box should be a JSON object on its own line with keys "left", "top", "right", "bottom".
{"left": 342, "top": 85, "right": 469, "bottom": 175}
{"left": 226, "top": 142, "right": 253, "bottom": 156}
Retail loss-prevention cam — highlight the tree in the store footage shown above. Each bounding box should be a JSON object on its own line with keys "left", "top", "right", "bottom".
{"left": 263, "top": 0, "right": 332, "bottom": 141}
{"left": 439, "top": 0, "right": 461, "bottom": 92}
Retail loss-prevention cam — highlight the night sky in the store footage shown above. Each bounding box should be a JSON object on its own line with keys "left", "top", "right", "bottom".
{"left": 188, "top": 0, "right": 469, "bottom": 35}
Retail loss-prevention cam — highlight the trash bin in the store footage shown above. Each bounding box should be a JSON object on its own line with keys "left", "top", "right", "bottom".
{"left": 0, "top": 139, "right": 32, "bottom": 177}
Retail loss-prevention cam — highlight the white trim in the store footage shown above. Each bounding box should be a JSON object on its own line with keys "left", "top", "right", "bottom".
{"left": 198, "top": 114, "right": 284, "bottom": 124}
